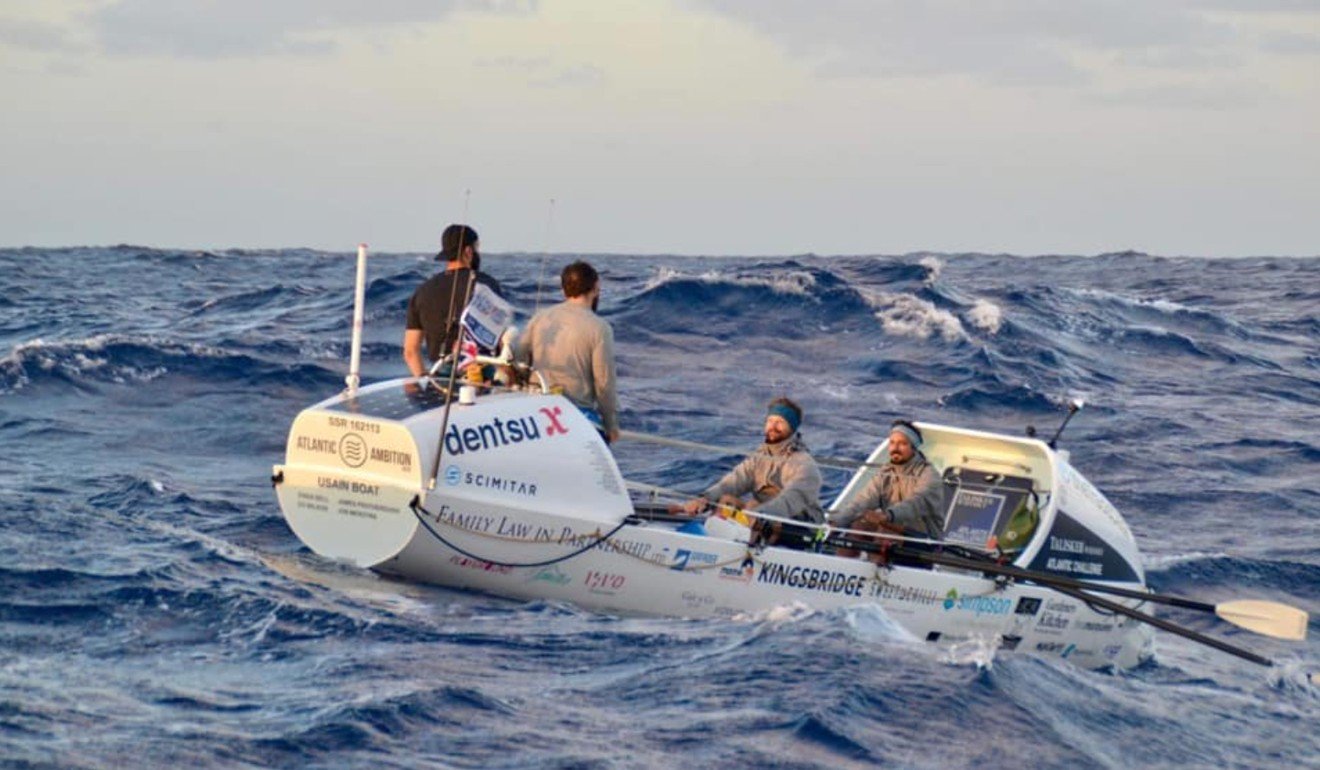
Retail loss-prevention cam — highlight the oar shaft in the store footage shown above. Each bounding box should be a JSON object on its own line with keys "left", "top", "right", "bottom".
{"left": 896, "top": 548, "right": 1216, "bottom": 614}
{"left": 867, "top": 543, "right": 1278, "bottom": 669}
{"left": 1049, "top": 585, "right": 1275, "bottom": 668}
{"left": 618, "top": 429, "right": 878, "bottom": 472}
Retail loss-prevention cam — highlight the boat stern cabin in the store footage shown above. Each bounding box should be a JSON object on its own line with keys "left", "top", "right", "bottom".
{"left": 833, "top": 422, "right": 1146, "bottom": 587}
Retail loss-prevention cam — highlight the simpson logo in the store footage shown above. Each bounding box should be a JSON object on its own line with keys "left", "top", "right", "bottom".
{"left": 443, "top": 410, "right": 570, "bottom": 456}
{"left": 444, "top": 465, "right": 462, "bottom": 486}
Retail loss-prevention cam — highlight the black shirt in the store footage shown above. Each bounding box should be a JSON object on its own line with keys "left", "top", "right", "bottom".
{"left": 404, "top": 268, "right": 504, "bottom": 362}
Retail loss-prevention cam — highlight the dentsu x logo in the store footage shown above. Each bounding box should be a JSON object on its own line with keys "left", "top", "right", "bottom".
{"left": 539, "top": 406, "right": 569, "bottom": 436}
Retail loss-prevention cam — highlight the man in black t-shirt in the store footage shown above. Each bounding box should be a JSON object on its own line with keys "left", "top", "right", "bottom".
{"left": 402, "top": 224, "right": 504, "bottom": 377}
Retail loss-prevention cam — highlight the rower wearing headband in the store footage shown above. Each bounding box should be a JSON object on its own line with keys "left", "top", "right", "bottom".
{"left": 674, "top": 397, "right": 825, "bottom": 549}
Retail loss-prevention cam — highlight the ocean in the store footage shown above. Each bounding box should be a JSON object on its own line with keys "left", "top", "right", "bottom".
{"left": 1, "top": 246, "right": 1316, "bottom": 769}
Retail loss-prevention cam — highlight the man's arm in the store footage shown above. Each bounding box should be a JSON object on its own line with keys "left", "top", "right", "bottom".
{"left": 403, "top": 328, "right": 427, "bottom": 377}
{"left": 593, "top": 321, "right": 620, "bottom": 442}
{"left": 886, "top": 465, "right": 946, "bottom": 538}
{"left": 829, "top": 472, "right": 885, "bottom": 528}
{"left": 752, "top": 454, "right": 823, "bottom": 522}
{"left": 703, "top": 456, "right": 756, "bottom": 502}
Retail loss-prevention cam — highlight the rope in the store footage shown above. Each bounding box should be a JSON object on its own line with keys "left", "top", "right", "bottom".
{"left": 411, "top": 499, "right": 631, "bottom": 569}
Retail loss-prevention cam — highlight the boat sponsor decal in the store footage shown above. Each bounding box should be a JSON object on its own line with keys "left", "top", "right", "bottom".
{"left": 296, "top": 435, "right": 338, "bottom": 455}
{"left": 526, "top": 565, "right": 572, "bottom": 586}
{"left": 1036, "top": 641, "right": 1077, "bottom": 658}
{"left": 1045, "top": 600, "right": 1076, "bottom": 614}
{"left": 557, "top": 529, "right": 653, "bottom": 559}
{"left": 442, "top": 409, "right": 569, "bottom": 457}
{"left": 317, "top": 476, "right": 380, "bottom": 496}
{"left": 449, "top": 555, "right": 513, "bottom": 576}
{"left": 1078, "top": 620, "right": 1115, "bottom": 633}
{"left": 1014, "top": 597, "right": 1042, "bottom": 616}
{"left": 338, "top": 433, "right": 367, "bottom": 467}
{"left": 869, "top": 582, "right": 942, "bottom": 606}
{"left": 719, "top": 556, "right": 755, "bottom": 583}
{"left": 755, "top": 562, "right": 866, "bottom": 597}
{"left": 1035, "top": 611, "right": 1071, "bottom": 634}
{"left": 668, "top": 548, "right": 719, "bottom": 571}
{"left": 429, "top": 505, "right": 578, "bottom": 542}
{"left": 941, "top": 589, "right": 1013, "bottom": 616}
{"left": 681, "top": 591, "right": 716, "bottom": 609}
{"left": 439, "top": 465, "right": 539, "bottom": 497}
{"left": 292, "top": 416, "right": 415, "bottom": 475}
{"left": 583, "top": 570, "right": 626, "bottom": 595}
{"left": 1027, "top": 510, "right": 1139, "bottom": 583}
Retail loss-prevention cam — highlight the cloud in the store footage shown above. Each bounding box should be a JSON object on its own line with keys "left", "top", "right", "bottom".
{"left": 475, "top": 55, "right": 606, "bottom": 88}
{"left": 1095, "top": 81, "right": 1268, "bottom": 109}
{"left": 0, "top": 16, "right": 83, "bottom": 53}
{"left": 83, "top": 0, "right": 536, "bottom": 59}
{"left": 693, "top": 0, "right": 1313, "bottom": 86}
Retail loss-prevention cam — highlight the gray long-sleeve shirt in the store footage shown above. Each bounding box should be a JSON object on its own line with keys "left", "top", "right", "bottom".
{"left": 832, "top": 452, "right": 945, "bottom": 538}
{"left": 702, "top": 433, "right": 825, "bottom": 523}
{"left": 514, "top": 301, "right": 619, "bottom": 435}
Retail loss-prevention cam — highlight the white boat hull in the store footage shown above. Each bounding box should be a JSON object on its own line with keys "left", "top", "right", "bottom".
{"left": 273, "top": 378, "right": 1155, "bottom": 670}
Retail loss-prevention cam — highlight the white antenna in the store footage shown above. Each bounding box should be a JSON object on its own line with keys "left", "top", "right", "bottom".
{"left": 345, "top": 243, "right": 368, "bottom": 395}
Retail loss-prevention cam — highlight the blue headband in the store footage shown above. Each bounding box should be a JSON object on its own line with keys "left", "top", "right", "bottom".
{"left": 767, "top": 404, "right": 801, "bottom": 434}
{"left": 891, "top": 423, "right": 922, "bottom": 448}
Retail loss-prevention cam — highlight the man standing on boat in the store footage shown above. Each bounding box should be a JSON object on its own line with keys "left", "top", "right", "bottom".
{"left": 831, "top": 419, "right": 945, "bottom": 558}
{"left": 514, "top": 260, "right": 620, "bottom": 443}
{"left": 402, "top": 224, "right": 504, "bottom": 377}
{"left": 676, "top": 398, "right": 825, "bottom": 549}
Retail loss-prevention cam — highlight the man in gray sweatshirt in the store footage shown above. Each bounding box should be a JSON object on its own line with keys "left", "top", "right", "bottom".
{"left": 831, "top": 419, "right": 945, "bottom": 558}
{"left": 677, "top": 398, "right": 825, "bottom": 548}
{"left": 514, "top": 261, "right": 619, "bottom": 443}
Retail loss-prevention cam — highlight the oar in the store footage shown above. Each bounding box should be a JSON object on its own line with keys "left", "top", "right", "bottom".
{"left": 618, "top": 429, "right": 882, "bottom": 472}
{"left": 849, "top": 540, "right": 1314, "bottom": 675}
{"left": 882, "top": 546, "right": 1309, "bottom": 642}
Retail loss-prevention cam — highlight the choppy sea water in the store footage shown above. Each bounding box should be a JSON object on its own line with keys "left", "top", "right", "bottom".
{"left": 1, "top": 246, "right": 1317, "bottom": 769}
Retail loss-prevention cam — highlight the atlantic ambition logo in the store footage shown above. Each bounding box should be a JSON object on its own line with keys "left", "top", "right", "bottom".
{"left": 443, "top": 407, "right": 570, "bottom": 456}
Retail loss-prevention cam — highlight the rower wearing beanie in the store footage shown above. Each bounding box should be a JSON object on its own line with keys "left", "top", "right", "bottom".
{"left": 831, "top": 419, "right": 945, "bottom": 556}
{"left": 674, "top": 397, "right": 825, "bottom": 549}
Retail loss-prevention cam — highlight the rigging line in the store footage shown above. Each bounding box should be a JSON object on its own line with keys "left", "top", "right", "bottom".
{"left": 427, "top": 195, "right": 480, "bottom": 488}
{"left": 618, "top": 429, "right": 885, "bottom": 472}
{"left": 623, "top": 479, "right": 951, "bottom": 549}
{"left": 411, "top": 499, "right": 630, "bottom": 568}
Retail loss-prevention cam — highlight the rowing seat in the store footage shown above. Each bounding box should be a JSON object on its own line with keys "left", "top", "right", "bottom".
{"left": 940, "top": 467, "right": 1039, "bottom": 552}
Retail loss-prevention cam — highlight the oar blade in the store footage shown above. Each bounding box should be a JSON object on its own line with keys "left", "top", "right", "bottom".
{"left": 1215, "top": 600, "right": 1309, "bottom": 641}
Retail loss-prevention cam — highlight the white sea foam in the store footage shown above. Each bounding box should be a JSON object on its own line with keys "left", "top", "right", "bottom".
{"left": 845, "top": 604, "right": 918, "bottom": 643}
{"left": 1142, "top": 550, "right": 1230, "bottom": 570}
{"left": 642, "top": 266, "right": 817, "bottom": 297}
{"left": 967, "top": 299, "right": 1004, "bottom": 335}
{"left": 940, "top": 634, "right": 1002, "bottom": 670}
{"left": 919, "top": 255, "right": 943, "bottom": 285}
{"left": 0, "top": 335, "right": 232, "bottom": 395}
{"left": 732, "top": 600, "right": 815, "bottom": 625}
{"left": 858, "top": 289, "right": 967, "bottom": 342}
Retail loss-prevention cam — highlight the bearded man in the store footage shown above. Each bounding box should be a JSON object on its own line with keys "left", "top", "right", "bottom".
{"left": 831, "top": 419, "right": 945, "bottom": 559}
{"left": 676, "top": 397, "right": 824, "bottom": 548}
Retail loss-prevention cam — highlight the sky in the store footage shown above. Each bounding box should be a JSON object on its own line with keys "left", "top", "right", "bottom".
{"left": 2, "top": 0, "right": 1318, "bottom": 257}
